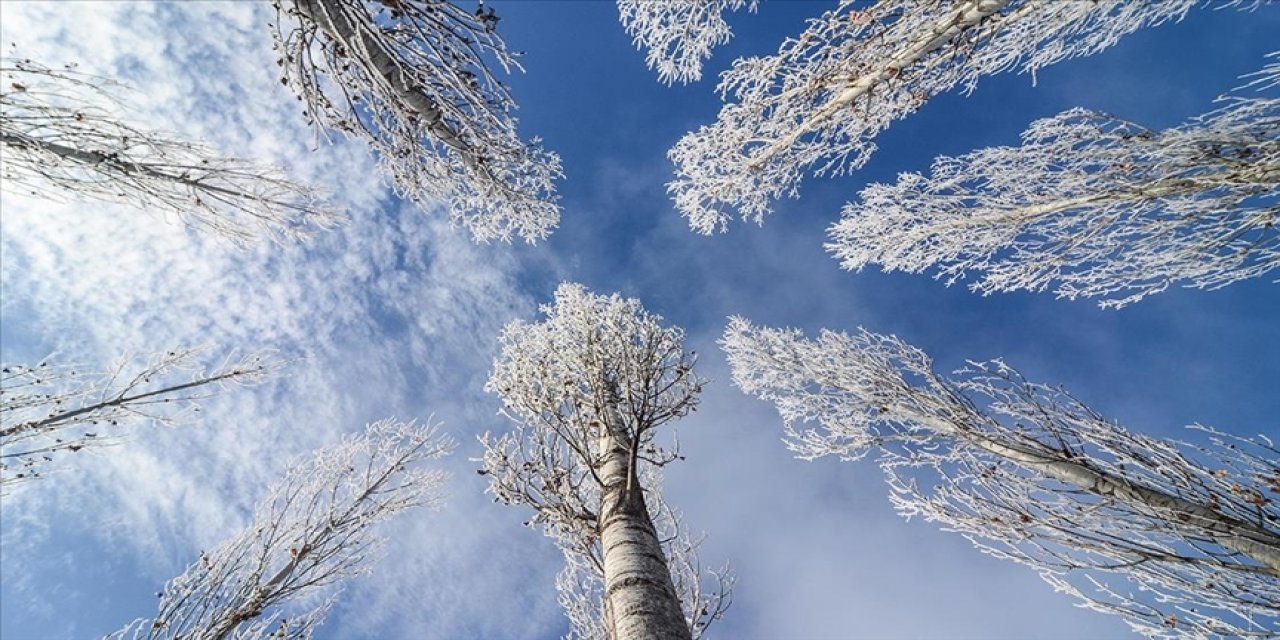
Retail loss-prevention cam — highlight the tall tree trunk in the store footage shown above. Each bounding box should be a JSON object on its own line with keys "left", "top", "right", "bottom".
{"left": 596, "top": 412, "right": 691, "bottom": 640}
{"left": 906, "top": 410, "right": 1280, "bottom": 575}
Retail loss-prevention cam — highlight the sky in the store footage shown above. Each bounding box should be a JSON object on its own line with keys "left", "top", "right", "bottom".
{"left": 0, "top": 1, "right": 1277, "bottom": 639}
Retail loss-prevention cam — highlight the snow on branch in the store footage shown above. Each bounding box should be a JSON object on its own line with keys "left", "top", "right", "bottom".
{"left": 0, "top": 348, "right": 282, "bottom": 494}
{"left": 0, "top": 57, "right": 340, "bottom": 246}
{"left": 667, "top": 0, "right": 1259, "bottom": 233}
{"left": 829, "top": 54, "right": 1280, "bottom": 308}
{"left": 109, "top": 418, "right": 453, "bottom": 640}
{"left": 722, "top": 317, "right": 1280, "bottom": 638}
{"left": 272, "top": 0, "right": 562, "bottom": 243}
{"left": 617, "top": 0, "right": 757, "bottom": 86}
{"left": 480, "top": 283, "right": 728, "bottom": 639}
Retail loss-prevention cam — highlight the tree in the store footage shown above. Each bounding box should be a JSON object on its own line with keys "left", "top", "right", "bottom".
{"left": 271, "top": 0, "right": 562, "bottom": 243}
{"left": 721, "top": 317, "right": 1280, "bottom": 638}
{"left": 0, "top": 57, "right": 339, "bottom": 246}
{"left": 617, "top": 0, "right": 757, "bottom": 86}
{"left": 667, "top": 0, "right": 1249, "bottom": 234}
{"left": 108, "top": 418, "right": 453, "bottom": 640}
{"left": 828, "top": 55, "right": 1279, "bottom": 308}
{"left": 479, "top": 283, "right": 729, "bottom": 640}
{"left": 0, "top": 349, "right": 281, "bottom": 494}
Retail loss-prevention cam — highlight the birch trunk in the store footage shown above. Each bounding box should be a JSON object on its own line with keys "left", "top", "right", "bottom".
{"left": 906, "top": 410, "right": 1280, "bottom": 575}
{"left": 596, "top": 413, "right": 691, "bottom": 640}
{"left": 290, "top": 0, "right": 474, "bottom": 162}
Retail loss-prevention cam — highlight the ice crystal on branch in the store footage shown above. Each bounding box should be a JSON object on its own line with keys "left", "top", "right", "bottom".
{"left": 829, "top": 55, "right": 1280, "bottom": 308}
{"left": 617, "top": 0, "right": 757, "bottom": 86}
{"left": 668, "top": 0, "right": 1257, "bottom": 233}
{"left": 722, "top": 317, "right": 1280, "bottom": 638}
{"left": 272, "top": 0, "right": 562, "bottom": 243}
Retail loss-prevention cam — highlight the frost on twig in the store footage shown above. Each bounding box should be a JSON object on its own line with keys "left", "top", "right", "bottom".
{"left": 272, "top": 0, "right": 562, "bottom": 243}
{"left": 0, "top": 56, "right": 340, "bottom": 246}
{"left": 722, "top": 317, "right": 1280, "bottom": 638}
{"left": 667, "top": 0, "right": 1256, "bottom": 233}
{"left": 0, "top": 348, "right": 282, "bottom": 494}
{"left": 617, "top": 0, "right": 757, "bottom": 86}
{"left": 829, "top": 54, "right": 1280, "bottom": 308}
{"left": 108, "top": 418, "right": 453, "bottom": 640}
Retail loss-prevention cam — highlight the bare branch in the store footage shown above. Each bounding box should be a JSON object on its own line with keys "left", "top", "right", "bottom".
{"left": 107, "top": 418, "right": 453, "bottom": 640}
{"left": 0, "top": 57, "right": 340, "bottom": 246}
{"left": 1, "top": 349, "right": 282, "bottom": 494}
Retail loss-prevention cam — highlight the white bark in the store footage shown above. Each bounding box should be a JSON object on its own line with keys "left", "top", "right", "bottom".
{"left": 597, "top": 408, "right": 690, "bottom": 640}
{"left": 667, "top": 0, "right": 1244, "bottom": 233}
{"left": 273, "top": 0, "right": 562, "bottom": 243}
{"left": 829, "top": 57, "right": 1280, "bottom": 308}
{"left": 481, "top": 284, "right": 725, "bottom": 640}
{"left": 0, "top": 58, "right": 340, "bottom": 245}
{"left": 107, "top": 418, "right": 452, "bottom": 640}
{"left": 722, "top": 317, "right": 1280, "bottom": 638}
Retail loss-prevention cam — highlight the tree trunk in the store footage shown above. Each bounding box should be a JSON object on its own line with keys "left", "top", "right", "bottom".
{"left": 596, "top": 412, "right": 691, "bottom": 640}
{"left": 290, "top": 0, "right": 475, "bottom": 163}
{"left": 907, "top": 409, "right": 1280, "bottom": 575}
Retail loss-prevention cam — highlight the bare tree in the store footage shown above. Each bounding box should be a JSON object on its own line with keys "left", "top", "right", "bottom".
{"left": 617, "top": 0, "right": 757, "bottom": 86}
{"left": 829, "top": 56, "right": 1279, "bottom": 308}
{"left": 271, "top": 0, "right": 562, "bottom": 243}
{"left": 721, "top": 317, "right": 1280, "bottom": 638}
{"left": 667, "top": 0, "right": 1259, "bottom": 234}
{"left": 0, "top": 57, "right": 339, "bottom": 246}
{"left": 108, "top": 418, "right": 453, "bottom": 640}
{"left": 0, "top": 349, "right": 282, "bottom": 493}
{"left": 479, "top": 283, "right": 729, "bottom": 640}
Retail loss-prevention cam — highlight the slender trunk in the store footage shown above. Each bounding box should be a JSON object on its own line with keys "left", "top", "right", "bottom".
{"left": 290, "top": 0, "right": 477, "bottom": 166}
{"left": 906, "top": 408, "right": 1280, "bottom": 575}
{"left": 596, "top": 409, "right": 690, "bottom": 640}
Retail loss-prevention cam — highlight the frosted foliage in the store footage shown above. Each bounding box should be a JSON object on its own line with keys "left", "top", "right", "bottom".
{"left": 480, "top": 284, "right": 728, "bottom": 638}
{"left": 831, "top": 59, "right": 1280, "bottom": 308}
{"left": 0, "top": 58, "right": 340, "bottom": 246}
{"left": 0, "top": 349, "right": 282, "bottom": 494}
{"left": 617, "top": 0, "right": 757, "bottom": 85}
{"left": 668, "top": 0, "right": 1236, "bottom": 233}
{"left": 723, "top": 318, "right": 1280, "bottom": 638}
{"left": 272, "top": 0, "right": 562, "bottom": 243}
{"left": 109, "top": 419, "right": 453, "bottom": 640}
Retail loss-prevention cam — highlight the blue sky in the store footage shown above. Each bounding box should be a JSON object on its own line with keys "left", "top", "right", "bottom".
{"left": 0, "top": 2, "right": 1276, "bottom": 639}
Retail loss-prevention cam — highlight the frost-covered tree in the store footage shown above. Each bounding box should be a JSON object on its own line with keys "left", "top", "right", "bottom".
{"left": 722, "top": 317, "right": 1280, "bottom": 638}
{"left": 480, "top": 283, "right": 729, "bottom": 640}
{"left": 0, "top": 349, "right": 281, "bottom": 493}
{"left": 617, "top": 0, "right": 757, "bottom": 86}
{"left": 668, "top": 0, "right": 1256, "bottom": 234}
{"left": 272, "top": 0, "right": 562, "bottom": 243}
{"left": 108, "top": 418, "right": 453, "bottom": 640}
{"left": 0, "top": 57, "right": 339, "bottom": 246}
{"left": 829, "top": 55, "right": 1280, "bottom": 308}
